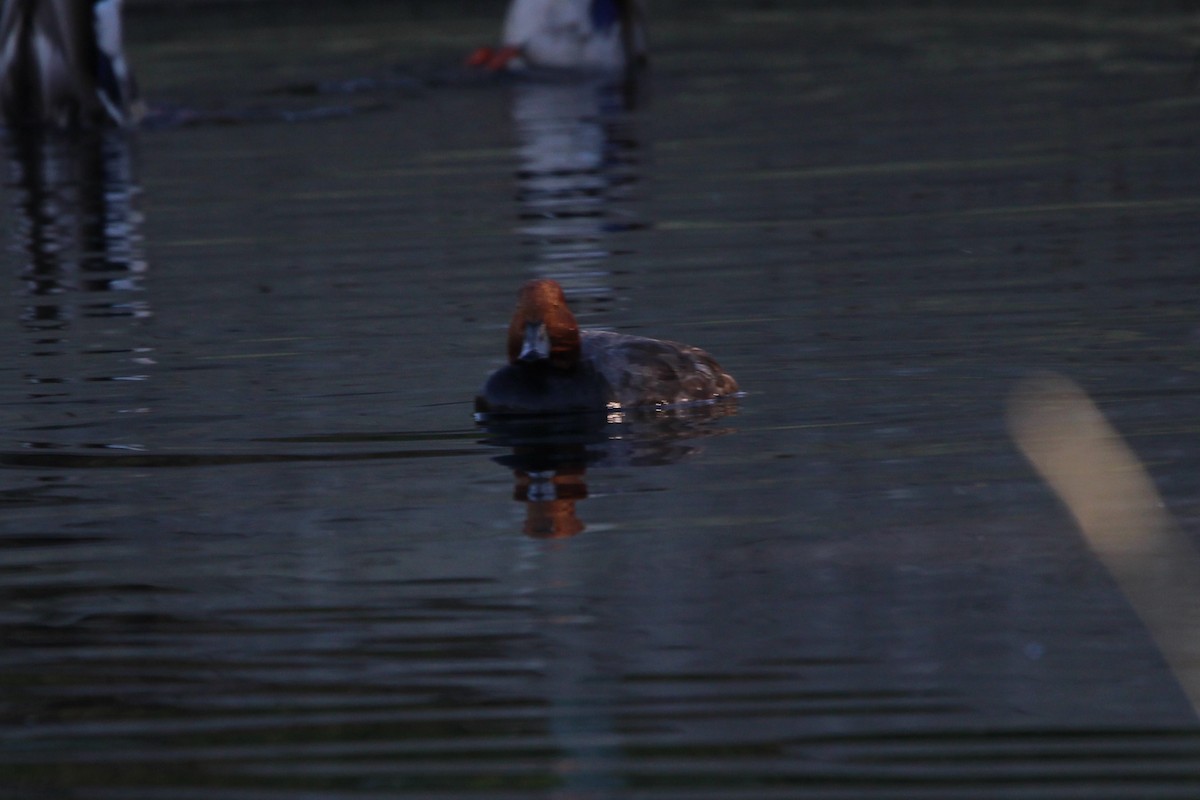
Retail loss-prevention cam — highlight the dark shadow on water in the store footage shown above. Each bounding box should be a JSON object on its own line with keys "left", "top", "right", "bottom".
{"left": 479, "top": 401, "right": 738, "bottom": 538}
{"left": 0, "top": 444, "right": 477, "bottom": 470}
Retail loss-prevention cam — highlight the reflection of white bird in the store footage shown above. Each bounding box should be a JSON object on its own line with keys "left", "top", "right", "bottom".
{"left": 0, "top": 0, "right": 142, "bottom": 128}
{"left": 469, "top": 0, "right": 646, "bottom": 75}
{"left": 511, "top": 80, "right": 639, "bottom": 283}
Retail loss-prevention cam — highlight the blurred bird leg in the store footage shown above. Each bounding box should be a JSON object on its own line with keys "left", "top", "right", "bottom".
{"left": 465, "top": 47, "right": 495, "bottom": 67}
{"left": 465, "top": 45, "right": 522, "bottom": 71}
{"left": 1008, "top": 373, "right": 1200, "bottom": 714}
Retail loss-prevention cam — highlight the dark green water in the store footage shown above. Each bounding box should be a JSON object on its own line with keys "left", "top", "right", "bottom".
{"left": 2, "top": 3, "right": 1200, "bottom": 798}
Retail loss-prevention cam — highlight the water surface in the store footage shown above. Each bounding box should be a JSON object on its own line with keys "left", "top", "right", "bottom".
{"left": 3, "top": 3, "right": 1200, "bottom": 798}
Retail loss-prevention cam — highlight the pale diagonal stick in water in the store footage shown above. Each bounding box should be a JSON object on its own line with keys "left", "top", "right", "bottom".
{"left": 1008, "top": 373, "right": 1200, "bottom": 714}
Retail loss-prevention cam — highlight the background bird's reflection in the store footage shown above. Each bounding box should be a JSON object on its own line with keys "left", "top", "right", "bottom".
{"left": 510, "top": 77, "right": 644, "bottom": 315}
{"left": 3, "top": 130, "right": 152, "bottom": 445}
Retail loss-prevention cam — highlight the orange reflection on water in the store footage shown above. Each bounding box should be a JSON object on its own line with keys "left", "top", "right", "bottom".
{"left": 515, "top": 461, "right": 589, "bottom": 539}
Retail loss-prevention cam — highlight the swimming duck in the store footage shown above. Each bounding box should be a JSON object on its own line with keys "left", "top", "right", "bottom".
{"left": 476, "top": 279, "right": 739, "bottom": 415}
{"left": 468, "top": 0, "right": 646, "bottom": 75}
{"left": 0, "top": 0, "right": 142, "bottom": 128}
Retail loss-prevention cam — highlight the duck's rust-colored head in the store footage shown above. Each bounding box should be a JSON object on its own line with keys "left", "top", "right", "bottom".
{"left": 506, "top": 279, "right": 581, "bottom": 370}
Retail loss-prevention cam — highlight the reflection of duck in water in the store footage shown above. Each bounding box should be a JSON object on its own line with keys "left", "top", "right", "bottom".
{"left": 476, "top": 279, "right": 739, "bottom": 415}
{"left": 468, "top": 0, "right": 647, "bottom": 76}
{"left": 513, "top": 456, "right": 588, "bottom": 539}
{"left": 484, "top": 399, "right": 738, "bottom": 538}
{"left": 0, "top": 0, "right": 142, "bottom": 128}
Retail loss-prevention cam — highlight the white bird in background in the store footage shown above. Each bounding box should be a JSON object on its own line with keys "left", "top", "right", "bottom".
{"left": 468, "top": 0, "right": 646, "bottom": 75}
{"left": 0, "top": 0, "right": 142, "bottom": 128}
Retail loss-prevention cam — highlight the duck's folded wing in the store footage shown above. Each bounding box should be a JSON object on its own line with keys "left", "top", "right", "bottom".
{"left": 582, "top": 330, "right": 738, "bottom": 407}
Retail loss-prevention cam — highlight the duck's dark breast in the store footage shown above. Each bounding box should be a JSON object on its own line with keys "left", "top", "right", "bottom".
{"left": 476, "top": 360, "right": 613, "bottom": 415}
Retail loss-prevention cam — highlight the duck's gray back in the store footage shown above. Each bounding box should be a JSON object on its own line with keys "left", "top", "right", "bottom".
{"left": 581, "top": 330, "right": 738, "bottom": 408}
